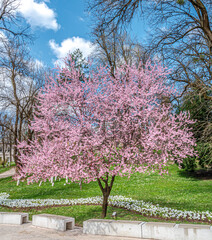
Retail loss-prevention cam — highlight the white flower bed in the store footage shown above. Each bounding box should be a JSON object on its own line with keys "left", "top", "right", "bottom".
{"left": 0, "top": 193, "right": 211, "bottom": 222}
{"left": 0, "top": 193, "right": 10, "bottom": 200}
{"left": 110, "top": 196, "right": 212, "bottom": 222}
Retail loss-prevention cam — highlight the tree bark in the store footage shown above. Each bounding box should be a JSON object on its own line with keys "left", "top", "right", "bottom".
{"left": 11, "top": 70, "right": 21, "bottom": 172}
{"left": 189, "top": 0, "right": 212, "bottom": 53}
{"left": 14, "top": 107, "right": 19, "bottom": 171}
{"left": 97, "top": 174, "right": 115, "bottom": 218}
{"left": 102, "top": 191, "right": 109, "bottom": 218}
{"left": 2, "top": 133, "right": 5, "bottom": 167}
{"left": 1, "top": 125, "right": 7, "bottom": 167}
{"left": 9, "top": 134, "right": 12, "bottom": 167}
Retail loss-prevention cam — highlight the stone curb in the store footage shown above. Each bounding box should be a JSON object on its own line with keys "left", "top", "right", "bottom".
{"left": 83, "top": 219, "right": 212, "bottom": 240}
{"left": 1, "top": 212, "right": 211, "bottom": 240}
{"left": 0, "top": 212, "right": 28, "bottom": 225}
{"left": 32, "top": 213, "right": 75, "bottom": 231}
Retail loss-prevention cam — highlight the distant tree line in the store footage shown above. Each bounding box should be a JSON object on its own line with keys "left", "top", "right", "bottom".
{"left": 0, "top": 0, "right": 47, "bottom": 170}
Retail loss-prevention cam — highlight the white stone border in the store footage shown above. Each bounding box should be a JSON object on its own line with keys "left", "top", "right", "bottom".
{"left": 83, "top": 219, "right": 212, "bottom": 240}
{"left": 0, "top": 212, "right": 28, "bottom": 225}
{"left": 32, "top": 214, "right": 75, "bottom": 231}
{"left": 0, "top": 211, "right": 211, "bottom": 240}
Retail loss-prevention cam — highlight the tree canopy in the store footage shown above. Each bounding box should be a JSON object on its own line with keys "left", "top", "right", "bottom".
{"left": 17, "top": 59, "right": 196, "bottom": 217}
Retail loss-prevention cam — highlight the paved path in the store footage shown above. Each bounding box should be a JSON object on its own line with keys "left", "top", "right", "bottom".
{"left": 0, "top": 167, "right": 15, "bottom": 179}
{"left": 0, "top": 223, "right": 153, "bottom": 240}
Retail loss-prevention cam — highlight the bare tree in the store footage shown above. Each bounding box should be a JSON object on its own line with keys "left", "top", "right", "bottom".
{"left": 0, "top": 36, "right": 44, "bottom": 170}
{"left": 89, "top": 0, "right": 212, "bottom": 47}
{"left": 146, "top": 1, "right": 212, "bottom": 99}
{"left": 89, "top": 0, "right": 143, "bottom": 31}
{"left": 89, "top": 0, "right": 212, "bottom": 98}
{"left": 92, "top": 26, "right": 149, "bottom": 76}
{"left": 0, "top": 121, "right": 6, "bottom": 166}
{"left": 0, "top": 115, "right": 13, "bottom": 166}
{"left": 0, "top": 0, "right": 29, "bottom": 37}
{"left": 145, "top": 1, "right": 212, "bottom": 151}
{"left": 89, "top": 0, "right": 212, "bottom": 167}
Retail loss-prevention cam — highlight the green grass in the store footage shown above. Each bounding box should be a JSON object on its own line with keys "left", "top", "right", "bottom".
{"left": 0, "top": 164, "right": 211, "bottom": 225}
{"left": 0, "top": 164, "right": 14, "bottom": 174}
{"left": 0, "top": 205, "right": 207, "bottom": 227}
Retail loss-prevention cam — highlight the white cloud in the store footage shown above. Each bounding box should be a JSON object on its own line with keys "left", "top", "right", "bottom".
{"left": 18, "top": 0, "right": 60, "bottom": 30}
{"left": 33, "top": 59, "right": 45, "bottom": 68}
{"left": 49, "top": 37, "right": 95, "bottom": 62}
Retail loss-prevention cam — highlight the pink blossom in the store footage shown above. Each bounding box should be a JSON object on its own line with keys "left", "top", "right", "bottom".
{"left": 16, "top": 59, "right": 196, "bottom": 216}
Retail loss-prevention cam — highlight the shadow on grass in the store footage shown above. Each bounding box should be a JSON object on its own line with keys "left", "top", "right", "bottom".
{"left": 178, "top": 169, "right": 212, "bottom": 180}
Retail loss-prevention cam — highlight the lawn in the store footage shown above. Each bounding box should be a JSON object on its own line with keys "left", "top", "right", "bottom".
{"left": 0, "top": 204, "right": 208, "bottom": 226}
{"left": 0, "top": 164, "right": 14, "bottom": 174}
{"left": 0, "top": 164, "right": 211, "bottom": 225}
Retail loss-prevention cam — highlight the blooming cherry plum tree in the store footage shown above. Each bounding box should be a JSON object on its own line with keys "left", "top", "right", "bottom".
{"left": 17, "top": 59, "right": 196, "bottom": 217}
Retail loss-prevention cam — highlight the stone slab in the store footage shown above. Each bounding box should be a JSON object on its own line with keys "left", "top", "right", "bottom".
{"left": 0, "top": 212, "right": 28, "bottom": 225}
{"left": 174, "top": 223, "right": 212, "bottom": 240}
{"left": 142, "top": 222, "right": 212, "bottom": 240}
{"left": 83, "top": 219, "right": 144, "bottom": 238}
{"left": 32, "top": 214, "right": 75, "bottom": 231}
{"left": 142, "top": 222, "right": 176, "bottom": 240}
{"left": 83, "top": 219, "right": 212, "bottom": 240}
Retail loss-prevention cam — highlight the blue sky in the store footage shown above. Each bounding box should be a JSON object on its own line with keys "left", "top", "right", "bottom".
{"left": 17, "top": 0, "right": 148, "bottom": 68}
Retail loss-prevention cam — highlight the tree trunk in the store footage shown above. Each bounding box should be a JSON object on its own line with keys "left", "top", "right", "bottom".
{"left": 14, "top": 110, "right": 19, "bottom": 171}
{"left": 2, "top": 126, "right": 6, "bottom": 167}
{"left": 2, "top": 137, "right": 5, "bottom": 167}
{"left": 102, "top": 191, "right": 109, "bottom": 218}
{"left": 18, "top": 112, "right": 23, "bottom": 143}
{"left": 9, "top": 133, "right": 12, "bottom": 167}
{"left": 97, "top": 174, "right": 115, "bottom": 218}
{"left": 11, "top": 71, "right": 21, "bottom": 173}
{"left": 13, "top": 111, "right": 23, "bottom": 173}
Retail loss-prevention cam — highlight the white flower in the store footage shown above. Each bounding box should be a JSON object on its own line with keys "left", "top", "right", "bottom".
{"left": 0, "top": 192, "right": 211, "bottom": 222}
